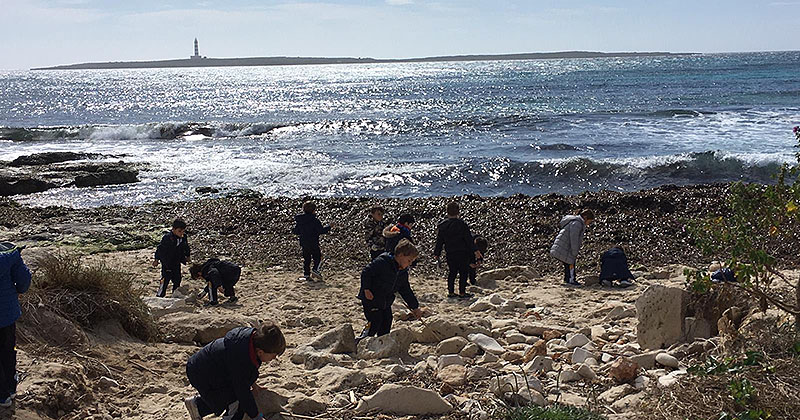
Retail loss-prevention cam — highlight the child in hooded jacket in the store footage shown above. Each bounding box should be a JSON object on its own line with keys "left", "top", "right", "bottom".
{"left": 549, "top": 209, "right": 595, "bottom": 286}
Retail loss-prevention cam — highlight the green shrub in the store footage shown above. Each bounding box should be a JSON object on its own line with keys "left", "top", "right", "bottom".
{"left": 502, "top": 405, "right": 607, "bottom": 420}
{"left": 27, "top": 252, "right": 160, "bottom": 341}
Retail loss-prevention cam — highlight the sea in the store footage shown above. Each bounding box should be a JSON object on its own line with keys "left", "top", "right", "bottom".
{"left": 1, "top": 51, "right": 799, "bottom": 207}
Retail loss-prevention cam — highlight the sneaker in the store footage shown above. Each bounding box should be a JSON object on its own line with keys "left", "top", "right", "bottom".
{"left": 205, "top": 300, "right": 218, "bottom": 306}
{"left": 447, "top": 293, "right": 458, "bottom": 299}
{"left": 198, "top": 288, "right": 208, "bottom": 299}
{"left": 566, "top": 279, "right": 583, "bottom": 287}
{"left": 228, "top": 296, "right": 239, "bottom": 303}
{"left": 311, "top": 269, "right": 323, "bottom": 281}
{"left": 601, "top": 279, "right": 614, "bottom": 288}
{"left": 0, "top": 396, "right": 12, "bottom": 408}
{"left": 458, "top": 293, "right": 474, "bottom": 300}
{"left": 619, "top": 279, "right": 634, "bottom": 288}
{"left": 184, "top": 396, "right": 202, "bottom": 420}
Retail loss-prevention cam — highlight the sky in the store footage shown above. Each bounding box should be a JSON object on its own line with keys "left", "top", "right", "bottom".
{"left": 1, "top": 0, "right": 799, "bottom": 69}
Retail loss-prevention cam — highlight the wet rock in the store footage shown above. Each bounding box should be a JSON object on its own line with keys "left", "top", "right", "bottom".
{"left": 355, "top": 384, "right": 453, "bottom": 415}
{"left": 0, "top": 177, "right": 55, "bottom": 196}
{"left": 73, "top": 167, "right": 138, "bottom": 187}
{"left": 9, "top": 152, "right": 99, "bottom": 166}
{"left": 636, "top": 285, "right": 689, "bottom": 350}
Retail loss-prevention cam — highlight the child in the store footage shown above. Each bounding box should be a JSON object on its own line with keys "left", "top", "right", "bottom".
{"left": 185, "top": 322, "right": 286, "bottom": 420}
{"left": 469, "top": 234, "right": 488, "bottom": 286}
{"left": 599, "top": 246, "right": 635, "bottom": 288}
{"left": 365, "top": 206, "right": 388, "bottom": 261}
{"left": 0, "top": 242, "right": 31, "bottom": 408}
{"left": 549, "top": 209, "right": 595, "bottom": 286}
{"left": 153, "top": 219, "right": 191, "bottom": 297}
{"left": 357, "top": 239, "right": 422, "bottom": 340}
{"left": 292, "top": 201, "right": 331, "bottom": 281}
{"left": 433, "top": 202, "right": 478, "bottom": 299}
{"left": 190, "top": 259, "right": 242, "bottom": 305}
{"left": 383, "top": 213, "right": 415, "bottom": 253}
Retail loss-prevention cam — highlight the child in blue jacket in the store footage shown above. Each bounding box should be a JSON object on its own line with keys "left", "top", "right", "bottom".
{"left": 293, "top": 201, "right": 332, "bottom": 281}
{"left": 0, "top": 242, "right": 31, "bottom": 408}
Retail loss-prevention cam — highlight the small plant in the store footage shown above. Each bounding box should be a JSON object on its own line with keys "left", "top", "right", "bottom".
{"left": 503, "top": 404, "right": 607, "bottom": 420}
{"left": 729, "top": 379, "right": 757, "bottom": 407}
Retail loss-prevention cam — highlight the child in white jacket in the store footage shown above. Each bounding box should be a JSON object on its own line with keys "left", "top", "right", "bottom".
{"left": 549, "top": 210, "right": 595, "bottom": 286}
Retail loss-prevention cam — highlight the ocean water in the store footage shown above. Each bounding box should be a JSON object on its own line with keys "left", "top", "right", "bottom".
{"left": 1, "top": 52, "right": 799, "bottom": 207}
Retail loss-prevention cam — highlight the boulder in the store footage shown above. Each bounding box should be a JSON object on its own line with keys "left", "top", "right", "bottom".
{"left": 316, "top": 366, "right": 367, "bottom": 394}
{"left": 142, "top": 296, "right": 189, "bottom": 317}
{"left": 436, "top": 336, "right": 468, "bottom": 355}
{"left": 610, "top": 357, "right": 640, "bottom": 384}
{"left": 437, "top": 364, "right": 467, "bottom": 387}
{"left": 355, "top": 384, "right": 452, "bottom": 415}
{"left": 304, "top": 324, "right": 356, "bottom": 354}
{"left": 358, "top": 327, "right": 414, "bottom": 359}
{"left": 467, "top": 333, "right": 505, "bottom": 354}
{"left": 0, "top": 177, "right": 55, "bottom": 196}
{"left": 286, "top": 395, "right": 328, "bottom": 415}
{"left": 73, "top": 168, "right": 138, "bottom": 187}
{"left": 635, "top": 285, "right": 689, "bottom": 350}
{"left": 9, "top": 152, "right": 97, "bottom": 166}
{"left": 159, "top": 313, "right": 258, "bottom": 344}
{"left": 252, "top": 388, "right": 289, "bottom": 415}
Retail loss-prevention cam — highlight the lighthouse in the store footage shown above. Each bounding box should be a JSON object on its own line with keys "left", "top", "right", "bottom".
{"left": 190, "top": 38, "right": 202, "bottom": 60}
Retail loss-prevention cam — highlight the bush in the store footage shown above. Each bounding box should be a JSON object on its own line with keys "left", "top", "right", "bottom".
{"left": 502, "top": 405, "right": 607, "bottom": 420}
{"left": 23, "top": 252, "right": 160, "bottom": 342}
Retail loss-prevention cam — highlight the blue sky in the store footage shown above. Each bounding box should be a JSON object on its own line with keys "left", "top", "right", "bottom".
{"left": 1, "top": 0, "right": 799, "bottom": 69}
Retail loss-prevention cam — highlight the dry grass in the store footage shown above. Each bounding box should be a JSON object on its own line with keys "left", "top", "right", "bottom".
{"left": 21, "top": 252, "right": 160, "bottom": 342}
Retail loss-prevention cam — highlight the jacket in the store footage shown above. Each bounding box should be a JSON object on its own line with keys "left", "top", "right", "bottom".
{"left": 154, "top": 231, "right": 190, "bottom": 268}
{"left": 293, "top": 213, "right": 331, "bottom": 248}
{"left": 0, "top": 242, "right": 31, "bottom": 328}
{"left": 599, "top": 247, "right": 634, "bottom": 281}
{"left": 201, "top": 259, "right": 241, "bottom": 290}
{"left": 365, "top": 218, "right": 388, "bottom": 252}
{"left": 383, "top": 223, "right": 413, "bottom": 253}
{"left": 549, "top": 215, "right": 586, "bottom": 265}
{"left": 357, "top": 253, "right": 419, "bottom": 311}
{"left": 433, "top": 217, "right": 475, "bottom": 258}
{"left": 186, "top": 327, "right": 261, "bottom": 418}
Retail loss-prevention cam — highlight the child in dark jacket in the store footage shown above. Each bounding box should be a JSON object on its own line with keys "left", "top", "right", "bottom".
{"left": 469, "top": 234, "right": 488, "bottom": 286}
{"left": 383, "top": 213, "right": 415, "bottom": 253}
{"left": 184, "top": 322, "right": 286, "bottom": 420}
{"left": 293, "top": 201, "right": 332, "bottom": 281}
{"left": 365, "top": 206, "right": 388, "bottom": 261}
{"left": 0, "top": 242, "right": 31, "bottom": 408}
{"left": 153, "top": 219, "right": 191, "bottom": 297}
{"left": 433, "top": 202, "right": 479, "bottom": 299}
{"left": 191, "top": 259, "right": 242, "bottom": 305}
{"left": 357, "top": 239, "right": 422, "bottom": 340}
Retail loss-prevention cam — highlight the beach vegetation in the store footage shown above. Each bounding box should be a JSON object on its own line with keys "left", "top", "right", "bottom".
{"left": 501, "top": 404, "right": 606, "bottom": 420}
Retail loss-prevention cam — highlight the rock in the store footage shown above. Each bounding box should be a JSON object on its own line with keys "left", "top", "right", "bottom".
{"left": 523, "top": 340, "right": 547, "bottom": 362}
{"left": 635, "top": 285, "right": 689, "bottom": 350}
{"left": 519, "top": 323, "right": 567, "bottom": 337}
{"left": 469, "top": 299, "right": 495, "bottom": 312}
{"left": 658, "top": 369, "right": 687, "bottom": 388}
{"left": 467, "top": 333, "right": 505, "bottom": 354}
{"left": 73, "top": 168, "right": 138, "bottom": 187}
{"left": 467, "top": 366, "right": 491, "bottom": 381}
{"left": 305, "top": 324, "right": 356, "bottom": 354}
{"left": 437, "top": 364, "right": 467, "bottom": 387}
{"left": 506, "top": 333, "right": 527, "bottom": 344}
{"left": 603, "top": 304, "right": 637, "bottom": 322}
{"left": 159, "top": 313, "right": 259, "bottom": 344}
{"left": 611, "top": 393, "right": 642, "bottom": 412}
{"left": 655, "top": 353, "right": 680, "bottom": 369}
{"left": 576, "top": 364, "right": 597, "bottom": 380}
{"left": 590, "top": 326, "right": 607, "bottom": 340}
{"left": 490, "top": 373, "right": 544, "bottom": 397}
{"left": 633, "top": 375, "right": 650, "bottom": 390}
{"left": 571, "top": 347, "right": 592, "bottom": 364}
{"left": 142, "top": 297, "right": 189, "bottom": 317}
{"left": 542, "top": 329, "right": 564, "bottom": 340}
{"left": 460, "top": 343, "right": 480, "bottom": 358}
{"left": 414, "top": 317, "right": 490, "bottom": 343}
{"left": 358, "top": 327, "right": 414, "bottom": 359}
{"left": 683, "top": 317, "right": 712, "bottom": 342}
{"left": 502, "top": 351, "right": 523, "bottom": 363}
{"left": 478, "top": 352, "right": 499, "bottom": 364}
{"left": 477, "top": 266, "right": 534, "bottom": 287}
{"left": 0, "top": 177, "right": 56, "bottom": 196}
{"left": 629, "top": 350, "right": 663, "bottom": 370}
{"left": 10, "top": 152, "right": 98, "bottom": 166}
{"left": 565, "top": 333, "right": 590, "bottom": 349}
{"left": 515, "top": 389, "right": 546, "bottom": 407}
{"left": 355, "top": 384, "right": 453, "bottom": 415}
{"left": 559, "top": 370, "right": 582, "bottom": 383}
{"left": 317, "top": 366, "right": 367, "bottom": 394}
{"left": 610, "top": 357, "right": 640, "bottom": 384}
{"left": 437, "top": 354, "right": 465, "bottom": 370}
{"left": 524, "top": 356, "right": 553, "bottom": 373}
{"left": 97, "top": 376, "right": 119, "bottom": 389}
{"left": 195, "top": 186, "right": 220, "bottom": 194}
{"left": 252, "top": 388, "right": 289, "bottom": 414}
{"left": 599, "top": 384, "right": 636, "bottom": 404}
{"left": 436, "top": 337, "right": 468, "bottom": 355}
{"left": 287, "top": 395, "right": 328, "bottom": 415}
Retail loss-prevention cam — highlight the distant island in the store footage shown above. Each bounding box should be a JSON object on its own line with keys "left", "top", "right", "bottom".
{"left": 32, "top": 51, "right": 692, "bottom": 71}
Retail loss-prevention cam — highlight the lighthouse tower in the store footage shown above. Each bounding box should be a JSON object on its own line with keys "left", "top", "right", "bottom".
{"left": 190, "top": 38, "right": 202, "bottom": 60}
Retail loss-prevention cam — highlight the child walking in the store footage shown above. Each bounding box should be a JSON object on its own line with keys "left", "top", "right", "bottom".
{"left": 433, "top": 202, "right": 478, "bottom": 299}
{"left": 0, "top": 242, "right": 31, "bottom": 408}
{"left": 383, "top": 213, "right": 415, "bottom": 253}
{"left": 184, "top": 322, "right": 286, "bottom": 420}
{"left": 153, "top": 219, "right": 191, "bottom": 297}
{"left": 549, "top": 209, "right": 595, "bottom": 286}
{"left": 356, "top": 239, "right": 422, "bottom": 341}
{"left": 293, "top": 201, "right": 331, "bottom": 281}
{"left": 365, "top": 206, "right": 388, "bottom": 261}
{"left": 190, "top": 259, "right": 242, "bottom": 305}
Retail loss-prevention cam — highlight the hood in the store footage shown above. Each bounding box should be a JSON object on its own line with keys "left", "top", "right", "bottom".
{"left": 559, "top": 215, "right": 584, "bottom": 228}
{"left": 224, "top": 326, "right": 255, "bottom": 344}
{"left": 0, "top": 242, "right": 17, "bottom": 254}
